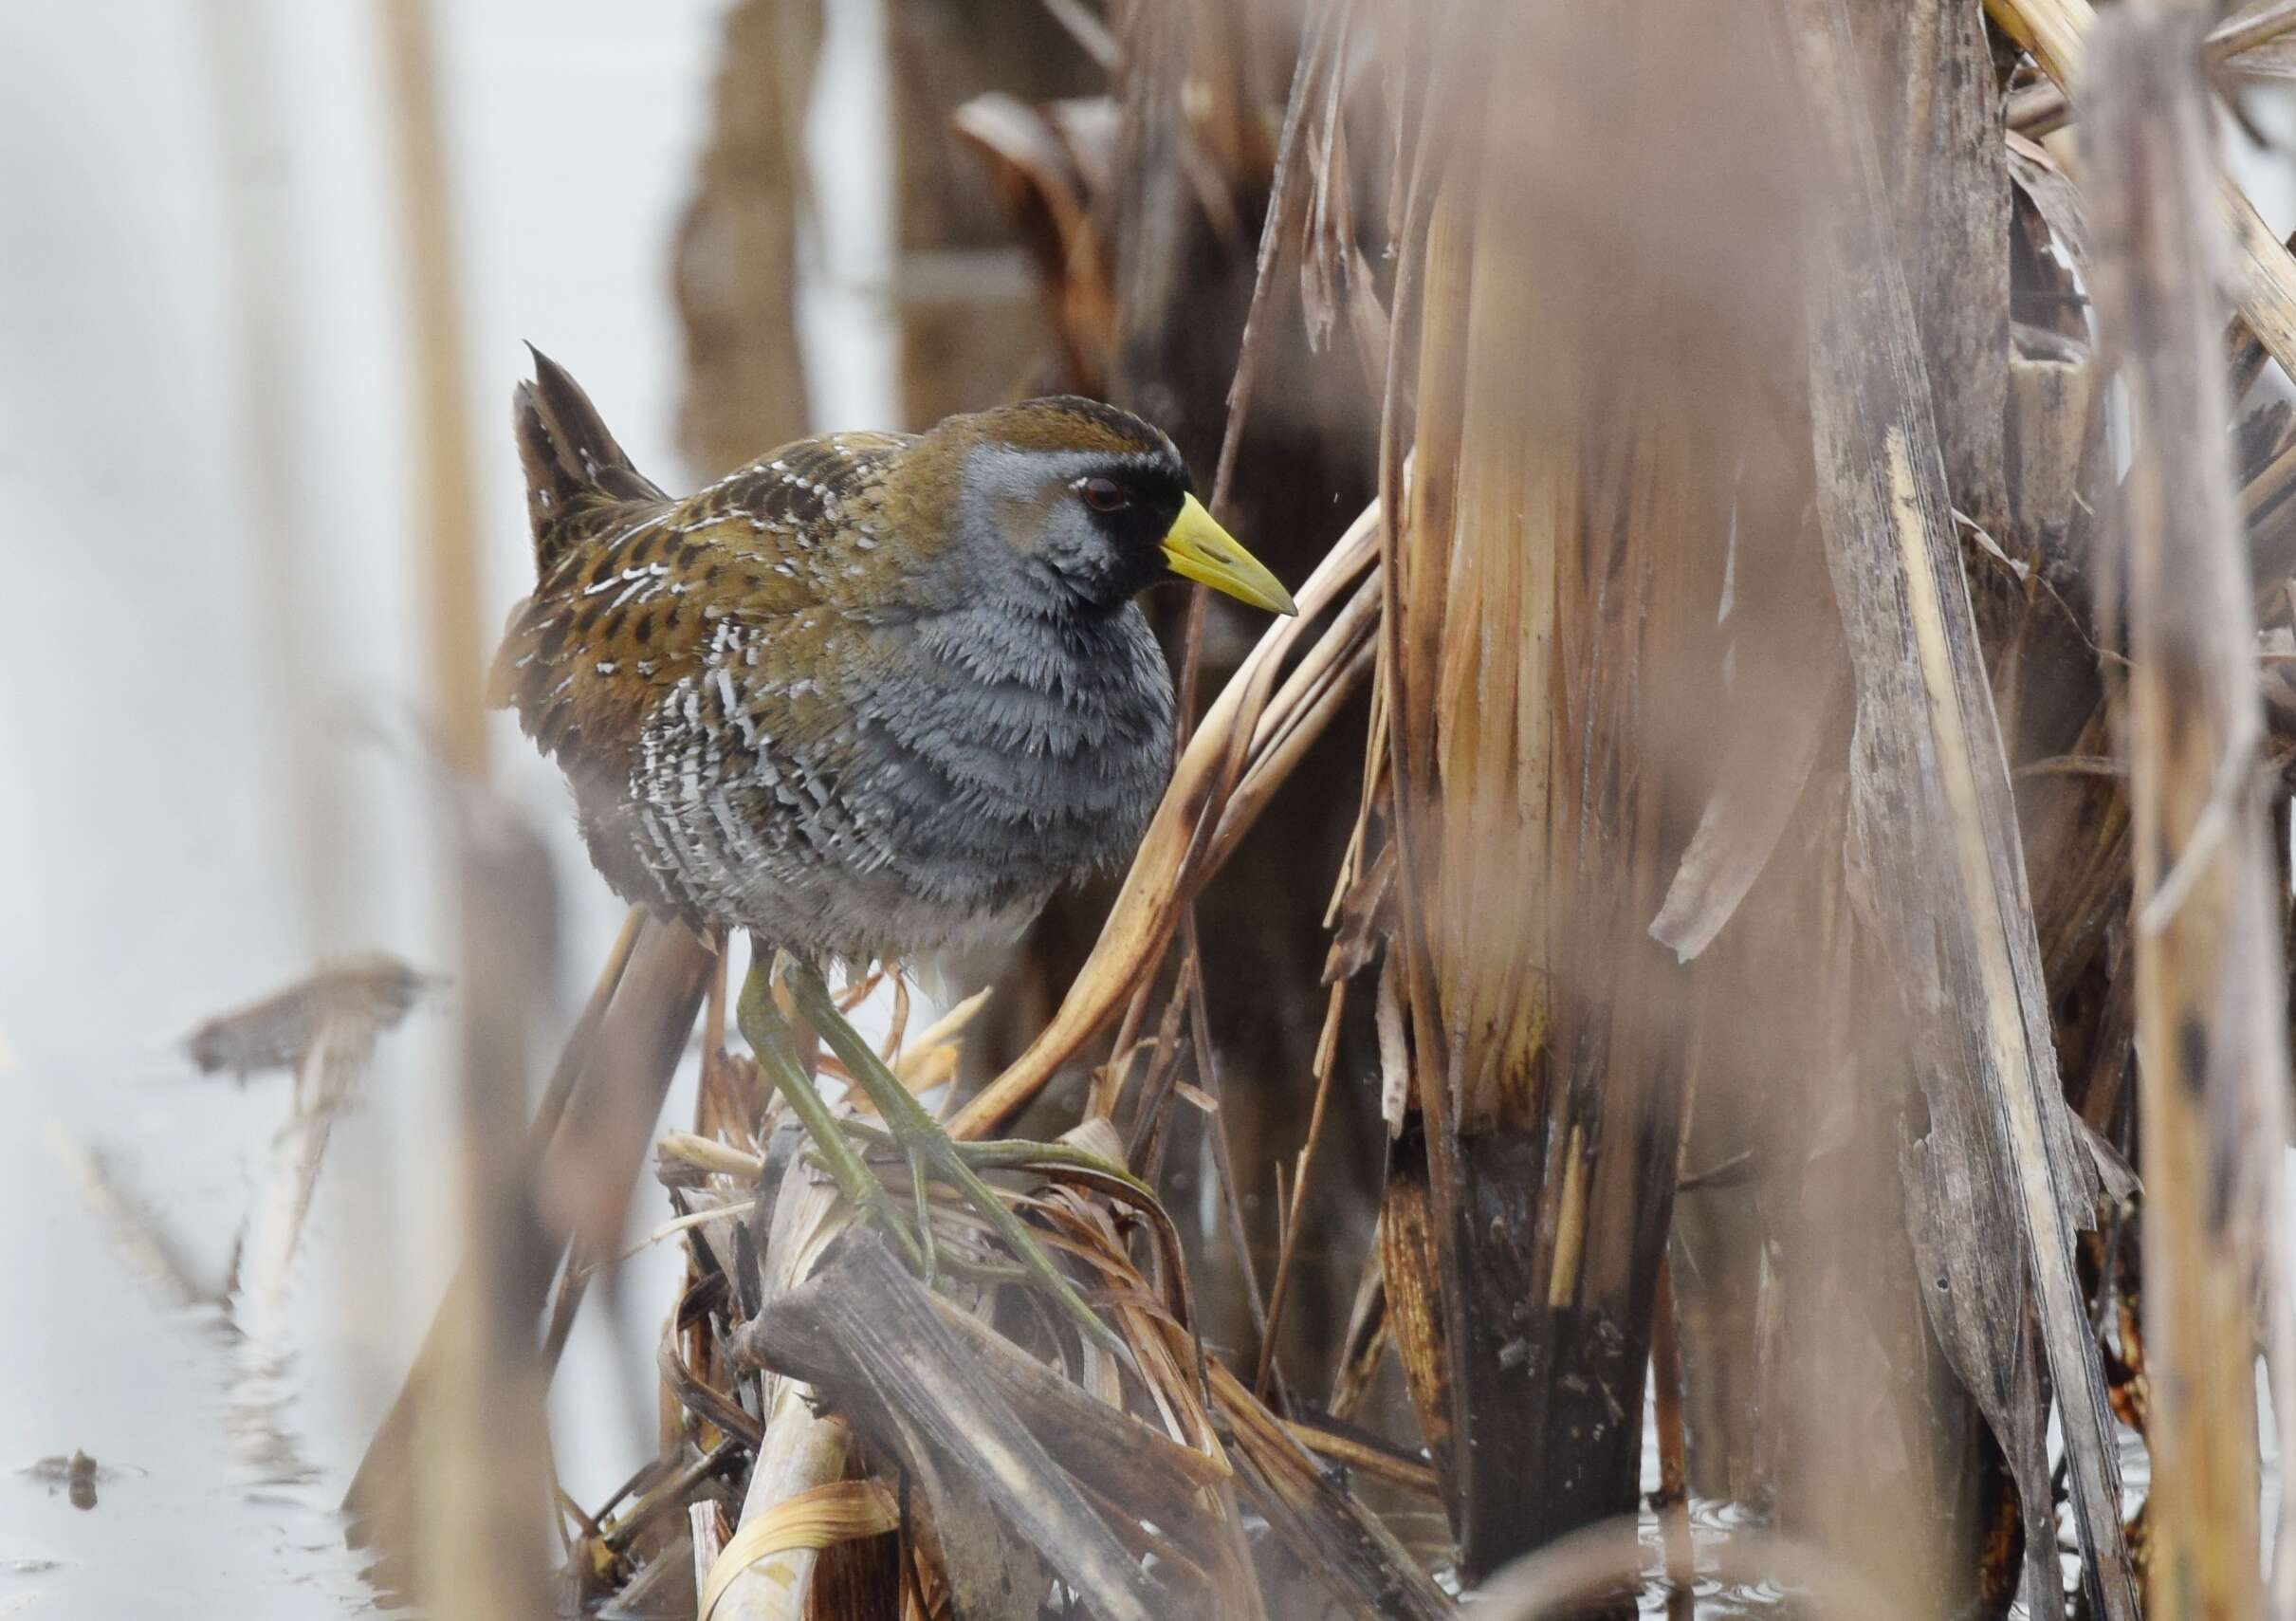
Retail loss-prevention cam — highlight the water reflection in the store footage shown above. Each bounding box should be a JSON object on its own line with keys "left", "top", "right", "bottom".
{"left": 6, "top": 1105, "right": 379, "bottom": 1619}
{"left": 1628, "top": 1497, "right": 1788, "bottom": 1619}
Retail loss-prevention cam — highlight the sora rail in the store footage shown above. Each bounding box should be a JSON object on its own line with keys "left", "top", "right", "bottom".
{"left": 491, "top": 350, "right": 1294, "bottom": 1346}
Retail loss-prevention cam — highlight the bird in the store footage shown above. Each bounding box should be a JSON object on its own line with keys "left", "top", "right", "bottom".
{"left": 491, "top": 348, "right": 1295, "bottom": 1347}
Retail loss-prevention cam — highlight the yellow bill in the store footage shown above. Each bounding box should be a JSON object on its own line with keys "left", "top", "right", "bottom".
{"left": 1161, "top": 493, "right": 1297, "bottom": 616}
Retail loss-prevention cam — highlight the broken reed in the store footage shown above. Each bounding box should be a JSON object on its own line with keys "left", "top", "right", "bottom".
{"left": 2089, "top": 13, "right": 2292, "bottom": 1619}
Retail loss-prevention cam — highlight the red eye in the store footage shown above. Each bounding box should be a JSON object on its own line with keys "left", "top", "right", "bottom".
{"left": 1080, "top": 476, "right": 1130, "bottom": 513}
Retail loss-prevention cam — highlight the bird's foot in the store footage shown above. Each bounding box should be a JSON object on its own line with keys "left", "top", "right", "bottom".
{"left": 781, "top": 960, "right": 1130, "bottom": 1359}
{"left": 735, "top": 953, "right": 928, "bottom": 1275}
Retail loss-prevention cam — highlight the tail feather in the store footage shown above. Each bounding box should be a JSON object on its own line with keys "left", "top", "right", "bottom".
{"left": 514, "top": 344, "right": 667, "bottom": 574}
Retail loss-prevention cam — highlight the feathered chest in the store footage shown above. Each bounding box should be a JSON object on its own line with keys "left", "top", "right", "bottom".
{"left": 591, "top": 594, "right": 1175, "bottom": 957}
{"left": 845, "top": 599, "right": 1177, "bottom": 877}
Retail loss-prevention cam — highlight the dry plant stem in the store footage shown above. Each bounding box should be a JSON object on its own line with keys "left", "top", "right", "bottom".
{"left": 690, "top": 1501, "right": 727, "bottom": 1612}
{"left": 2089, "top": 15, "right": 2284, "bottom": 1618}
{"left": 707, "top": 1153, "right": 852, "bottom": 1621}
{"left": 1038, "top": 0, "right": 1117, "bottom": 68}
{"left": 1119, "top": 975, "right": 1194, "bottom": 1172}
{"left": 740, "top": 1232, "right": 1163, "bottom": 1621}
{"left": 523, "top": 911, "right": 644, "bottom": 1225}
{"left": 1372, "top": 0, "right": 1757, "bottom": 1568}
{"left": 675, "top": 0, "right": 817, "bottom": 475}
{"left": 1181, "top": 949, "right": 1285, "bottom": 1402}
{"left": 1651, "top": 1259, "right": 1695, "bottom": 1621}
{"left": 882, "top": 971, "right": 909, "bottom": 1063}
{"left": 1106, "top": 4, "right": 1336, "bottom": 1173}
{"left": 1990, "top": 0, "right": 2296, "bottom": 391}
{"left": 1791, "top": 0, "right": 2137, "bottom": 1613}
{"left": 539, "top": 924, "right": 712, "bottom": 1371}
{"left": 417, "top": 802, "right": 558, "bottom": 1620}
{"left": 2245, "top": 434, "right": 2296, "bottom": 530}
{"left": 1124, "top": 563, "right": 1366, "bottom": 1188}
{"left": 236, "top": 1026, "right": 364, "bottom": 1351}
{"left": 375, "top": 0, "right": 487, "bottom": 779}
{"left": 344, "top": 909, "right": 661, "bottom": 1524}
{"left": 949, "top": 502, "right": 1381, "bottom": 1141}
{"left": 228, "top": 1020, "right": 374, "bottom": 1484}
{"left": 1243, "top": 582, "right": 1379, "bottom": 763}
{"left": 1197, "top": 1351, "right": 1454, "bottom": 1621}
{"left": 1846, "top": 2, "right": 2034, "bottom": 1608}
{"left": 705, "top": 933, "right": 728, "bottom": 1053}
{"left": 1206, "top": 0, "right": 1342, "bottom": 529}
{"left": 699, "top": 945, "right": 732, "bottom": 1135}
{"left": 1369, "top": 0, "right": 1479, "bottom": 863}
{"left": 1277, "top": 1416, "right": 1441, "bottom": 1500}
{"left": 597, "top": 1443, "right": 741, "bottom": 1555}
{"left": 372, "top": 4, "right": 527, "bottom": 1604}
{"left": 2005, "top": 0, "right": 2296, "bottom": 138}
{"left": 1327, "top": 1236, "right": 1389, "bottom": 1423}
{"left": 1255, "top": 975, "right": 1346, "bottom": 1399}
{"left": 1215, "top": 577, "right": 1382, "bottom": 867}
{"left": 1101, "top": 943, "right": 1174, "bottom": 1120}
{"left": 661, "top": 1287, "right": 764, "bottom": 1452}
{"left": 1111, "top": 917, "right": 1255, "bottom": 1358}
{"left": 1366, "top": 0, "right": 1478, "bottom": 1558}
{"left": 45, "top": 1127, "right": 209, "bottom": 1310}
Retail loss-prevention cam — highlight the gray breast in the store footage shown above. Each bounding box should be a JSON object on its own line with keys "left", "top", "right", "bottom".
{"left": 845, "top": 599, "right": 1176, "bottom": 925}
{"left": 618, "top": 597, "right": 1176, "bottom": 965}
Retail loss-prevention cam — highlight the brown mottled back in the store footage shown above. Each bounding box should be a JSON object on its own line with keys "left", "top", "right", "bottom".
{"left": 490, "top": 353, "right": 1186, "bottom": 962}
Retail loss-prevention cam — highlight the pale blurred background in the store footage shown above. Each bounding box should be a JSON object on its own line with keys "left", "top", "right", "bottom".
{"left": 0, "top": 3, "right": 891, "bottom": 1612}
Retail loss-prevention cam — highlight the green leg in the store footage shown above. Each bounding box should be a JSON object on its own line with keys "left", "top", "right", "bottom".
{"left": 836, "top": 1119, "right": 1157, "bottom": 1206}
{"left": 781, "top": 960, "right": 1126, "bottom": 1357}
{"left": 906, "top": 1137, "right": 939, "bottom": 1285}
{"left": 735, "top": 951, "right": 924, "bottom": 1273}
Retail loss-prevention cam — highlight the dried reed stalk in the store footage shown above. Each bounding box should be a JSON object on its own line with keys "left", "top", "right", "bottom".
{"left": 416, "top": 799, "right": 559, "bottom": 1619}
{"left": 1790, "top": 0, "right": 2136, "bottom": 1612}
{"left": 1989, "top": 0, "right": 2296, "bottom": 388}
{"left": 700, "top": 1140, "right": 852, "bottom": 1621}
{"left": 739, "top": 1233, "right": 1164, "bottom": 1621}
{"left": 346, "top": 919, "right": 714, "bottom": 1565}
{"left": 889, "top": 0, "right": 1099, "bottom": 427}
{"left": 676, "top": 0, "right": 819, "bottom": 474}
{"left": 2088, "top": 13, "right": 2289, "bottom": 1617}
{"left": 2005, "top": 0, "right": 2296, "bottom": 138}
{"left": 196, "top": 0, "right": 350, "bottom": 940}
{"left": 1368, "top": 0, "right": 1777, "bottom": 1576}
{"left": 370, "top": 0, "right": 543, "bottom": 1607}
{"left": 374, "top": 0, "right": 487, "bottom": 780}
